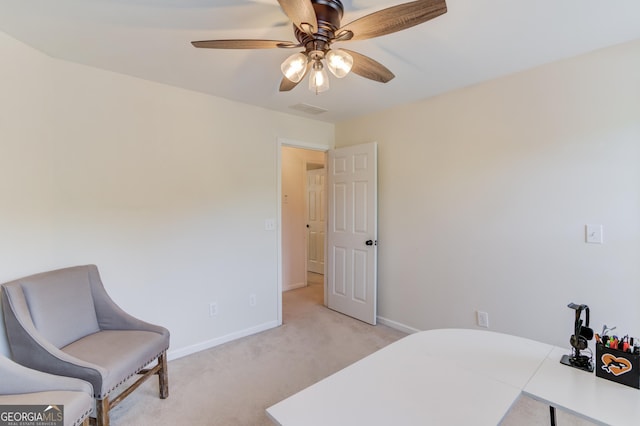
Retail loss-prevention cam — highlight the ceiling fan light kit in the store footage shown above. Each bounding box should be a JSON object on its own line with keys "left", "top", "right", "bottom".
{"left": 309, "top": 58, "right": 330, "bottom": 94}
{"left": 192, "top": 0, "right": 447, "bottom": 94}
{"left": 281, "top": 52, "right": 308, "bottom": 83}
{"left": 325, "top": 49, "right": 353, "bottom": 78}
{"left": 281, "top": 48, "right": 353, "bottom": 94}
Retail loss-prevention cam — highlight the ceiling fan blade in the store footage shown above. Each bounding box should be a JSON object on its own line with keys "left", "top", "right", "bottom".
{"left": 279, "top": 63, "right": 310, "bottom": 92}
{"left": 191, "top": 39, "right": 299, "bottom": 49}
{"left": 337, "top": 0, "right": 447, "bottom": 41}
{"left": 279, "top": 77, "right": 301, "bottom": 92}
{"left": 277, "top": 0, "right": 318, "bottom": 33}
{"left": 341, "top": 49, "right": 395, "bottom": 83}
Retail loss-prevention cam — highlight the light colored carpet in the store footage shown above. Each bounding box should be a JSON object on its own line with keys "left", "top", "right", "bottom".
{"left": 109, "top": 273, "right": 596, "bottom": 425}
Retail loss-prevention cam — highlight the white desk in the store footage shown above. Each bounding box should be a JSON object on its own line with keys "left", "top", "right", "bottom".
{"left": 267, "top": 329, "right": 553, "bottom": 426}
{"left": 524, "top": 347, "right": 640, "bottom": 426}
{"left": 268, "top": 329, "right": 640, "bottom": 426}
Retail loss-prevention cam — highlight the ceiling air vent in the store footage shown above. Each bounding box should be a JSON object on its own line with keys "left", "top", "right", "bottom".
{"left": 289, "top": 103, "right": 328, "bottom": 116}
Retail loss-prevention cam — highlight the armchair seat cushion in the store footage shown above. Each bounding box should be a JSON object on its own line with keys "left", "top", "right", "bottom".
{"left": 62, "top": 330, "right": 169, "bottom": 398}
{"left": 0, "top": 391, "right": 93, "bottom": 426}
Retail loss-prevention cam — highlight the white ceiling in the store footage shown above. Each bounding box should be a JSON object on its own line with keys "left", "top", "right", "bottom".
{"left": 1, "top": 0, "right": 639, "bottom": 123}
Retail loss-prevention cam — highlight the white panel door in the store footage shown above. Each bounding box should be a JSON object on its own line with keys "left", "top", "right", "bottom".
{"left": 327, "top": 142, "right": 377, "bottom": 325}
{"left": 306, "top": 168, "right": 326, "bottom": 274}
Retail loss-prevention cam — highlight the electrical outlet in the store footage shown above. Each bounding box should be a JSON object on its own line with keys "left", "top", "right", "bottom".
{"left": 249, "top": 294, "right": 257, "bottom": 307}
{"left": 209, "top": 302, "right": 218, "bottom": 317}
{"left": 477, "top": 311, "right": 489, "bottom": 328}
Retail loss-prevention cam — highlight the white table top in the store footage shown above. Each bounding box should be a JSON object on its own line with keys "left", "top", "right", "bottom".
{"left": 268, "top": 329, "right": 640, "bottom": 425}
{"left": 401, "top": 329, "right": 553, "bottom": 388}
{"left": 267, "top": 329, "right": 553, "bottom": 426}
{"left": 523, "top": 347, "right": 640, "bottom": 426}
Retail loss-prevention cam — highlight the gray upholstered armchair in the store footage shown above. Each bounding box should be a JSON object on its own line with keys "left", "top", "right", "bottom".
{"left": 0, "top": 354, "right": 93, "bottom": 426}
{"left": 1, "top": 265, "right": 169, "bottom": 426}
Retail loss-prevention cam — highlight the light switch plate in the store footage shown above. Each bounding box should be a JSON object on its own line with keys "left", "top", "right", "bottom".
{"left": 585, "top": 224, "right": 603, "bottom": 244}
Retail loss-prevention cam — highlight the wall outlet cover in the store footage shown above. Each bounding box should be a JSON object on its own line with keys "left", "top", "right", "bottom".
{"left": 477, "top": 311, "right": 489, "bottom": 328}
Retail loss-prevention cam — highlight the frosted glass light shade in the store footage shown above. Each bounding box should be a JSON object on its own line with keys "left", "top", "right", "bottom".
{"left": 281, "top": 52, "right": 308, "bottom": 83}
{"left": 326, "top": 49, "right": 353, "bottom": 78}
{"left": 309, "top": 61, "right": 330, "bottom": 94}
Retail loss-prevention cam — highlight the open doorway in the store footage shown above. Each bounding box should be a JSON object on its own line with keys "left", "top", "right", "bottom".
{"left": 278, "top": 142, "right": 378, "bottom": 326}
{"left": 280, "top": 145, "right": 327, "bottom": 308}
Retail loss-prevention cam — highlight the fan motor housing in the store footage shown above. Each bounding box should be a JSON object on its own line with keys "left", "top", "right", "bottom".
{"left": 294, "top": 0, "right": 344, "bottom": 52}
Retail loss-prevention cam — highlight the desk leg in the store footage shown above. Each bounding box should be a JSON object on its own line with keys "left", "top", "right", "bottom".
{"left": 549, "top": 406, "right": 556, "bottom": 426}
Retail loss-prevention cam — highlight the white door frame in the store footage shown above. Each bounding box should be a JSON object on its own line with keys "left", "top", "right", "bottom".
{"left": 276, "top": 137, "right": 332, "bottom": 326}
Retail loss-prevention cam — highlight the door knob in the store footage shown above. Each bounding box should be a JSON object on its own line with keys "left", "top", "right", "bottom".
{"left": 365, "top": 240, "right": 374, "bottom": 246}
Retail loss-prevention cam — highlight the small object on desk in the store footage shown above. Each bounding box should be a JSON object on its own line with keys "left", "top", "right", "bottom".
{"left": 601, "top": 324, "right": 616, "bottom": 337}
{"left": 560, "top": 353, "right": 594, "bottom": 372}
{"left": 561, "top": 302, "right": 594, "bottom": 372}
{"left": 622, "top": 335, "right": 630, "bottom": 353}
{"left": 595, "top": 343, "right": 640, "bottom": 389}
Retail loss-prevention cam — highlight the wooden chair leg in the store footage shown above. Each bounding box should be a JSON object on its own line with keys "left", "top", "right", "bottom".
{"left": 158, "top": 351, "right": 169, "bottom": 399}
{"left": 95, "top": 398, "right": 110, "bottom": 426}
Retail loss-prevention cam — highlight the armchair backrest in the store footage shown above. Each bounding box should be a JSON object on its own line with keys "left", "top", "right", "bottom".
{"left": 3, "top": 266, "right": 101, "bottom": 348}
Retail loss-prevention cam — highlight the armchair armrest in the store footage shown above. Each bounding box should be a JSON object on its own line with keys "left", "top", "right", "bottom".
{"left": 88, "top": 265, "right": 169, "bottom": 338}
{"left": 0, "top": 355, "right": 92, "bottom": 395}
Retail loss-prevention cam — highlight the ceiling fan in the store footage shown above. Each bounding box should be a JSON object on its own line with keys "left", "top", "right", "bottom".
{"left": 191, "top": 0, "right": 447, "bottom": 94}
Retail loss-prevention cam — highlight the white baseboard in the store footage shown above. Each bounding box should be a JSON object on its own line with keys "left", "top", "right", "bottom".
{"left": 167, "top": 320, "right": 279, "bottom": 361}
{"left": 283, "top": 282, "right": 306, "bottom": 292}
{"left": 167, "top": 316, "right": 417, "bottom": 361}
{"left": 377, "top": 316, "right": 421, "bottom": 335}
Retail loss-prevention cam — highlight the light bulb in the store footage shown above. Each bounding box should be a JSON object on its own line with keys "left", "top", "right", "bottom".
{"left": 281, "top": 52, "right": 308, "bottom": 83}
{"left": 326, "top": 49, "right": 353, "bottom": 78}
{"left": 308, "top": 60, "right": 330, "bottom": 94}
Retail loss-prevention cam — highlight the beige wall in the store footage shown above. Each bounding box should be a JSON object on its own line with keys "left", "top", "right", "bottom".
{"left": 2, "top": 25, "right": 638, "bottom": 357}
{"left": 336, "top": 40, "right": 640, "bottom": 346}
{"left": 0, "top": 31, "right": 334, "bottom": 357}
